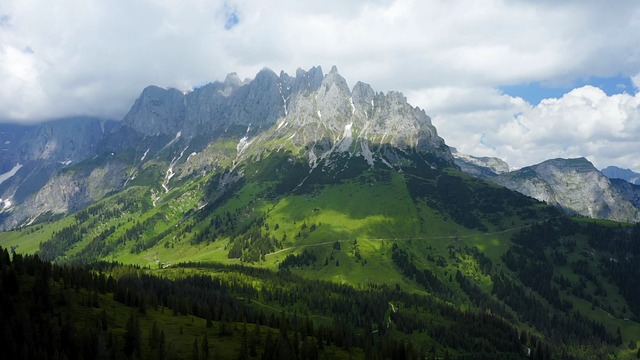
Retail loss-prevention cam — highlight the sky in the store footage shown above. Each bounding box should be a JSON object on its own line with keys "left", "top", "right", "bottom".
{"left": 1, "top": 0, "right": 640, "bottom": 172}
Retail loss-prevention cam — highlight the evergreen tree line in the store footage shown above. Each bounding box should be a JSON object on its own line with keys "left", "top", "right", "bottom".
{"left": 1, "top": 246, "right": 561, "bottom": 359}
{"left": 499, "top": 218, "right": 621, "bottom": 346}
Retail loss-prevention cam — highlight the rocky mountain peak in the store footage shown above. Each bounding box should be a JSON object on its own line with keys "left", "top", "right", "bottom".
{"left": 292, "top": 66, "right": 324, "bottom": 95}
{"left": 320, "top": 66, "right": 351, "bottom": 95}
{"left": 491, "top": 157, "right": 640, "bottom": 222}
{"left": 122, "top": 86, "right": 186, "bottom": 136}
{"left": 223, "top": 72, "right": 244, "bottom": 88}
{"left": 245, "top": 66, "right": 454, "bottom": 168}
{"left": 602, "top": 166, "right": 640, "bottom": 185}
{"left": 119, "top": 66, "right": 451, "bottom": 165}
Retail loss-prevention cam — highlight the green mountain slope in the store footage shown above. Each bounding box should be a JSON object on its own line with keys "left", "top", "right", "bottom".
{"left": 1, "top": 65, "right": 639, "bottom": 358}
{"left": 3, "top": 148, "right": 640, "bottom": 358}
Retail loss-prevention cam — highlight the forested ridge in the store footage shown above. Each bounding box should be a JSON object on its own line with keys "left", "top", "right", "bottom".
{"left": 3, "top": 155, "right": 640, "bottom": 359}
{"left": 0, "top": 243, "right": 584, "bottom": 360}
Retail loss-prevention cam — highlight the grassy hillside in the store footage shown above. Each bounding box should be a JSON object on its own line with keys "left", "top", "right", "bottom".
{"left": 2, "top": 152, "right": 640, "bottom": 358}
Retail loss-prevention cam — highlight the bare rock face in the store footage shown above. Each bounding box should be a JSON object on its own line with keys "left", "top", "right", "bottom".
{"left": 246, "top": 66, "right": 453, "bottom": 169}
{"left": 451, "top": 148, "right": 510, "bottom": 179}
{"left": 1, "top": 158, "right": 127, "bottom": 229}
{"left": 492, "top": 158, "right": 640, "bottom": 222}
{"left": 120, "top": 68, "right": 287, "bottom": 137}
{"left": 121, "top": 86, "right": 186, "bottom": 136}
{"left": 0, "top": 66, "right": 456, "bottom": 229}
{"left": 0, "top": 117, "right": 113, "bottom": 168}
{"left": 120, "top": 65, "right": 453, "bottom": 167}
{"left": 0, "top": 118, "right": 117, "bottom": 228}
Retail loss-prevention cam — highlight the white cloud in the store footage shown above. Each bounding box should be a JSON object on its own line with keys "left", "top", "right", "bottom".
{"left": 0, "top": 0, "right": 640, "bottom": 170}
{"left": 633, "top": 73, "right": 640, "bottom": 92}
{"left": 430, "top": 86, "right": 640, "bottom": 172}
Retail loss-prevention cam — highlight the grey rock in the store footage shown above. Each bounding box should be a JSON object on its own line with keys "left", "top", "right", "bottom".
{"left": 0, "top": 118, "right": 116, "bottom": 228}
{"left": 451, "top": 148, "right": 509, "bottom": 179}
{"left": 492, "top": 158, "right": 640, "bottom": 222}
{"left": 602, "top": 166, "right": 640, "bottom": 185}
{"left": 121, "top": 86, "right": 186, "bottom": 136}
{"left": 121, "top": 68, "right": 286, "bottom": 137}
{"left": 610, "top": 178, "right": 640, "bottom": 208}
{"left": 1, "top": 159, "right": 127, "bottom": 229}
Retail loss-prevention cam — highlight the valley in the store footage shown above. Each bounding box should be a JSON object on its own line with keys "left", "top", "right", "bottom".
{"left": 1, "top": 66, "right": 639, "bottom": 359}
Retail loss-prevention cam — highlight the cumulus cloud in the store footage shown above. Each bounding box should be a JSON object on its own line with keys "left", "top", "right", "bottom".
{"left": 0, "top": 0, "right": 640, "bottom": 171}
{"left": 633, "top": 73, "right": 640, "bottom": 91}
{"left": 430, "top": 86, "right": 640, "bottom": 172}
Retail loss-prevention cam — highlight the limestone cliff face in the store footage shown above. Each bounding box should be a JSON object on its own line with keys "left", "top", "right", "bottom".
{"left": 246, "top": 66, "right": 453, "bottom": 170}
{"left": 0, "top": 66, "right": 456, "bottom": 229}
{"left": 0, "top": 118, "right": 117, "bottom": 228}
{"left": 120, "top": 66, "right": 454, "bottom": 169}
{"left": 451, "top": 148, "right": 509, "bottom": 179}
{"left": 0, "top": 117, "right": 114, "bottom": 170}
{"left": 492, "top": 158, "right": 640, "bottom": 222}
{"left": 1, "top": 160, "right": 127, "bottom": 229}
{"left": 119, "top": 68, "right": 287, "bottom": 137}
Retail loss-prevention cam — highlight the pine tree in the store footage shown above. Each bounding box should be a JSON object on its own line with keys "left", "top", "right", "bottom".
{"left": 192, "top": 337, "right": 199, "bottom": 360}
{"left": 263, "top": 328, "right": 274, "bottom": 360}
{"left": 201, "top": 333, "right": 210, "bottom": 360}
{"left": 123, "top": 313, "right": 141, "bottom": 358}
{"left": 150, "top": 321, "right": 161, "bottom": 350}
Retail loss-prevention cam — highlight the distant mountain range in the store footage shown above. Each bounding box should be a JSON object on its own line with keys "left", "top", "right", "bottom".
{"left": 490, "top": 158, "right": 640, "bottom": 222}
{"left": 0, "top": 66, "right": 452, "bottom": 230}
{"left": 602, "top": 166, "right": 640, "bottom": 185}
{"left": 2, "top": 66, "right": 640, "bottom": 358}
{"left": 452, "top": 151, "right": 640, "bottom": 222}
{"left": 1, "top": 67, "right": 639, "bottom": 228}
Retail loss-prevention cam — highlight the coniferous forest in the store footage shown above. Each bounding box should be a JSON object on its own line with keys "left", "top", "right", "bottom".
{"left": 0, "top": 243, "right": 573, "bottom": 360}
{"left": 2, "top": 152, "right": 640, "bottom": 359}
{"left": 4, "top": 219, "right": 640, "bottom": 359}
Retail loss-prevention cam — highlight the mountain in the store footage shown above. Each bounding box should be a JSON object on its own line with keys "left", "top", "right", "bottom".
{"left": 491, "top": 157, "right": 640, "bottom": 222}
{"left": 0, "top": 66, "right": 452, "bottom": 230}
{"left": 602, "top": 166, "right": 640, "bottom": 185}
{"left": 2, "top": 67, "right": 640, "bottom": 358}
{"left": 451, "top": 147, "right": 509, "bottom": 179}
{"left": 0, "top": 118, "right": 118, "bottom": 227}
{"left": 117, "top": 65, "right": 452, "bottom": 168}
{"left": 451, "top": 151, "right": 640, "bottom": 222}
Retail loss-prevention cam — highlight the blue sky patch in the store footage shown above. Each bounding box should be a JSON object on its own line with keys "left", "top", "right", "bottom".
{"left": 500, "top": 75, "right": 637, "bottom": 105}
{"left": 224, "top": 3, "right": 239, "bottom": 30}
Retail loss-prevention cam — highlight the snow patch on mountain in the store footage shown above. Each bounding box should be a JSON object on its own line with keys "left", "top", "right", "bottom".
{"left": 162, "top": 147, "right": 188, "bottom": 193}
{"left": 0, "top": 198, "right": 12, "bottom": 212}
{"left": 337, "top": 123, "right": 354, "bottom": 153}
{"left": 236, "top": 136, "right": 253, "bottom": 155}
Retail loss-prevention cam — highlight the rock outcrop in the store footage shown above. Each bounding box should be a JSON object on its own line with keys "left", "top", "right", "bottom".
{"left": 0, "top": 118, "right": 117, "bottom": 227}
{"left": 491, "top": 158, "right": 640, "bottom": 222}
{"left": 451, "top": 148, "right": 509, "bottom": 179}
{"left": 0, "top": 66, "right": 455, "bottom": 229}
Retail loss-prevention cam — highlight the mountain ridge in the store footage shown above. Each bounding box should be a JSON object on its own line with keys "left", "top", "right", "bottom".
{"left": 602, "top": 166, "right": 640, "bottom": 185}
{"left": 2, "top": 67, "right": 640, "bottom": 358}
{"left": 0, "top": 66, "right": 453, "bottom": 230}
{"left": 490, "top": 157, "right": 640, "bottom": 222}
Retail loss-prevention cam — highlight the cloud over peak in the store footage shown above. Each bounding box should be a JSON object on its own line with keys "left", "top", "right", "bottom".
{"left": 0, "top": 0, "right": 639, "bottom": 170}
